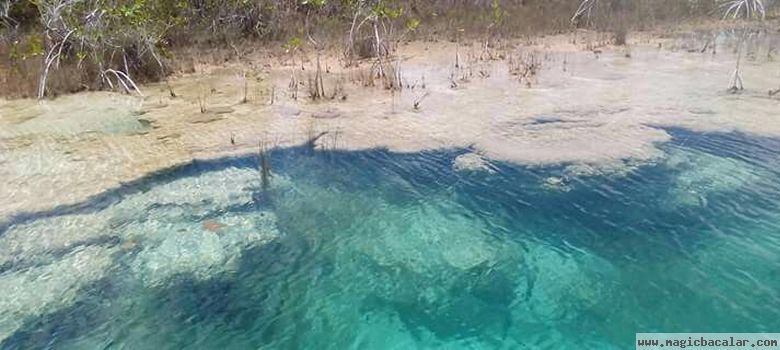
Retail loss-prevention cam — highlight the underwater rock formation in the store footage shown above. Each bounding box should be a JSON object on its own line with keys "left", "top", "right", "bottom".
{"left": 0, "top": 246, "right": 116, "bottom": 343}
{"left": 513, "top": 245, "right": 618, "bottom": 323}
{"left": 0, "top": 213, "right": 113, "bottom": 268}
{"left": 664, "top": 148, "right": 763, "bottom": 207}
{"left": 0, "top": 165, "right": 285, "bottom": 343}
{"left": 130, "top": 211, "right": 279, "bottom": 287}
{"left": 453, "top": 153, "right": 497, "bottom": 173}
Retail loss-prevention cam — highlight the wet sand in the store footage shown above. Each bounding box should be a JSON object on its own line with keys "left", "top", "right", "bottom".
{"left": 1, "top": 29, "right": 779, "bottom": 218}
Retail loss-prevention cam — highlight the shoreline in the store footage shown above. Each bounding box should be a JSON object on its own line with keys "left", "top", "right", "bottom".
{"left": 2, "top": 26, "right": 780, "bottom": 218}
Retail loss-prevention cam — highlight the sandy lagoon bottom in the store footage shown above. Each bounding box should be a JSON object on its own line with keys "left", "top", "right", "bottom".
{"left": 1, "top": 127, "right": 779, "bottom": 349}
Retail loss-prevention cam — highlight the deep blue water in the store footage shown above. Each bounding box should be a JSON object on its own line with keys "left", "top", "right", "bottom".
{"left": 1, "top": 128, "right": 780, "bottom": 349}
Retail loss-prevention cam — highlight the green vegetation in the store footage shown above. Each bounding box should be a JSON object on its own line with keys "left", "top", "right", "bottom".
{"left": 0, "top": 0, "right": 776, "bottom": 98}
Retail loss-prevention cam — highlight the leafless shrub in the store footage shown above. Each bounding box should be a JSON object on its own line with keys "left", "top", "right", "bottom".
{"left": 455, "top": 43, "right": 461, "bottom": 68}
{"left": 239, "top": 70, "right": 248, "bottom": 103}
{"left": 729, "top": 36, "right": 746, "bottom": 92}
{"left": 351, "top": 66, "right": 375, "bottom": 87}
{"left": 27, "top": 0, "right": 173, "bottom": 98}
{"left": 613, "top": 24, "right": 627, "bottom": 45}
{"left": 330, "top": 77, "right": 346, "bottom": 100}
{"left": 166, "top": 80, "right": 177, "bottom": 98}
{"left": 197, "top": 84, "right": 207, "bottom": 113}
{"left": 344, "top": 1, "right": 400, "bottom": 63}
{"left": 288, "top": 70, "right": 299, "bottom": 100}
{"left": 307, "top": 54, "right": 326, "bottom": 100}
{"left": 479, "top": 39, "right": 503, "bottom": 61}
{"left": 37, "top": 28, "right": 75, "bottom": 98}
{"left": 508, "top": 52, "right": 541, "bottom": 86}
{"left": 720, "top": 0, "right": 767, "bottom": 19}
{"left": 449, "top": 72, "right": 459, "bottom": 89}
{"left": 354, "top": 58, "right": 402, "bottom": 91}
{"left": 379, "top": 59, "right": 403, "bottom": 91}
{"left": 572, "top": 0, "right": 600, "bottom": 24}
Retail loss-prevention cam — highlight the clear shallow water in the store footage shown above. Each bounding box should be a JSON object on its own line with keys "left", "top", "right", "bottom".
{"left": 1, "top": 128, "right": 780, "bottom": 349}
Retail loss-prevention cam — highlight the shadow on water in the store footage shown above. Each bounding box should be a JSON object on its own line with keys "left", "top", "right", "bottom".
{"left": 3, "top": 127, "right": 780, "bottom": 349}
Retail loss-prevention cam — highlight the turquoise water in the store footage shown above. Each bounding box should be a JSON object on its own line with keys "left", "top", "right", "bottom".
{"left": 1, "top": 128, "right": 780, "bottom": 349}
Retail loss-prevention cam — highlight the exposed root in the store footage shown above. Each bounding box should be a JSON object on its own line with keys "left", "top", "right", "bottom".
{"left": 728, "top": 69, "right": 744, "bottom": 93}
{"left": 197, "top": 84, "right": 207, "bottom": 113}
{"left": 288, "top": 70, "right": 299, "bottom": 100}
{"left": 239, "top": 71, "right": 248, "bottom": 103}
{"left": 37, "top": 29, "right": 76, "bottom": 99}
{"left": 728, "top": 37, "right": 746, "bottom": 93}
{"left": 307, "top": 54, "right": 327, "bottom": 100}
{"left": 413, "top": 92, "right": 429, "bottom": 110}
{"left": 166, "top": 80, "right": 177, "bottom": 98}
{"left": 102, "top": 69, "right": 144, "bottom": 97}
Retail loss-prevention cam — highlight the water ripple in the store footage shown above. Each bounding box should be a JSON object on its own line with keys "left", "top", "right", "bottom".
{"left": 1, "top": 129, "right": 780, "bottom": 349}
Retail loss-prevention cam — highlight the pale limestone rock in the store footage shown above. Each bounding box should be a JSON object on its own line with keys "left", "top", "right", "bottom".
{"left": 453, "top": 153, "right": 496, "bottom": 173}
{"left": 0, "top": 246, "right": 115, "bottom": 343}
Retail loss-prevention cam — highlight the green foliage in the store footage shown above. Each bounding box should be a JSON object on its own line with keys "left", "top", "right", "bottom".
{"left": 405, "top": 17, "right": 420, "bottom": 31}
{"left": 302, "top": 0, "right": 328, "bottom": 8}
{"left": 26, "top": 33, "right": 43, "bottom": 57}
{"left": 371, "top": 1, "right": 403, "bottom": 19}
{"left": 7, "top": 33, "right": 43, "bottom": 61}
{"left": 283, "top": 35, "right": 303, "bottom": 50}
{"left": 75, "top": 50, "right": 87, "bottom": 62}
{"left": 491, "top": 0, "right": 506, "bottom": 27}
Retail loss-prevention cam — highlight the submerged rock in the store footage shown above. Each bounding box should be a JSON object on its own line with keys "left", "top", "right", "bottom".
{"left": 0, "top": 213, "right": 112, "bottom": 268}
{"left": 357, "top": 200, "right": 497, "bottom": 275}
{"left": 129, "top": 211, "right": 279, "bottom": 287}
{"left": 0, "top": 246, "right": 115, "bottom": 343}
{"left": 563, "top": 158, "right": 648, "bottom": 178}
{"left": 513, "top": 245, "right": 617, "bottom": 323}
{"left": 541, "top": 176, "right": 572, "bottom": 192}
{"left": 453, "top": 153, "right": 496, "bottom": 173}
{"left": 312, "top": 108, "right": 341, "bottom": 119}
{"left": 664, "top": 148, "right": 763, "bottom": 207}
{"left": 202, "top": 219, "right": 225, "bottom": 232}
{"left": 189, "top": 114, "right": 225, "bottom": 124}
{"left": 110, "top": 167, "right": 262, "bottom": 220}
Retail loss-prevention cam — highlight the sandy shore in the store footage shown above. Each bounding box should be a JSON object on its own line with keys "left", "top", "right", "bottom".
{"left": 1, "top": 29, "right": 779, "bottom": 218}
